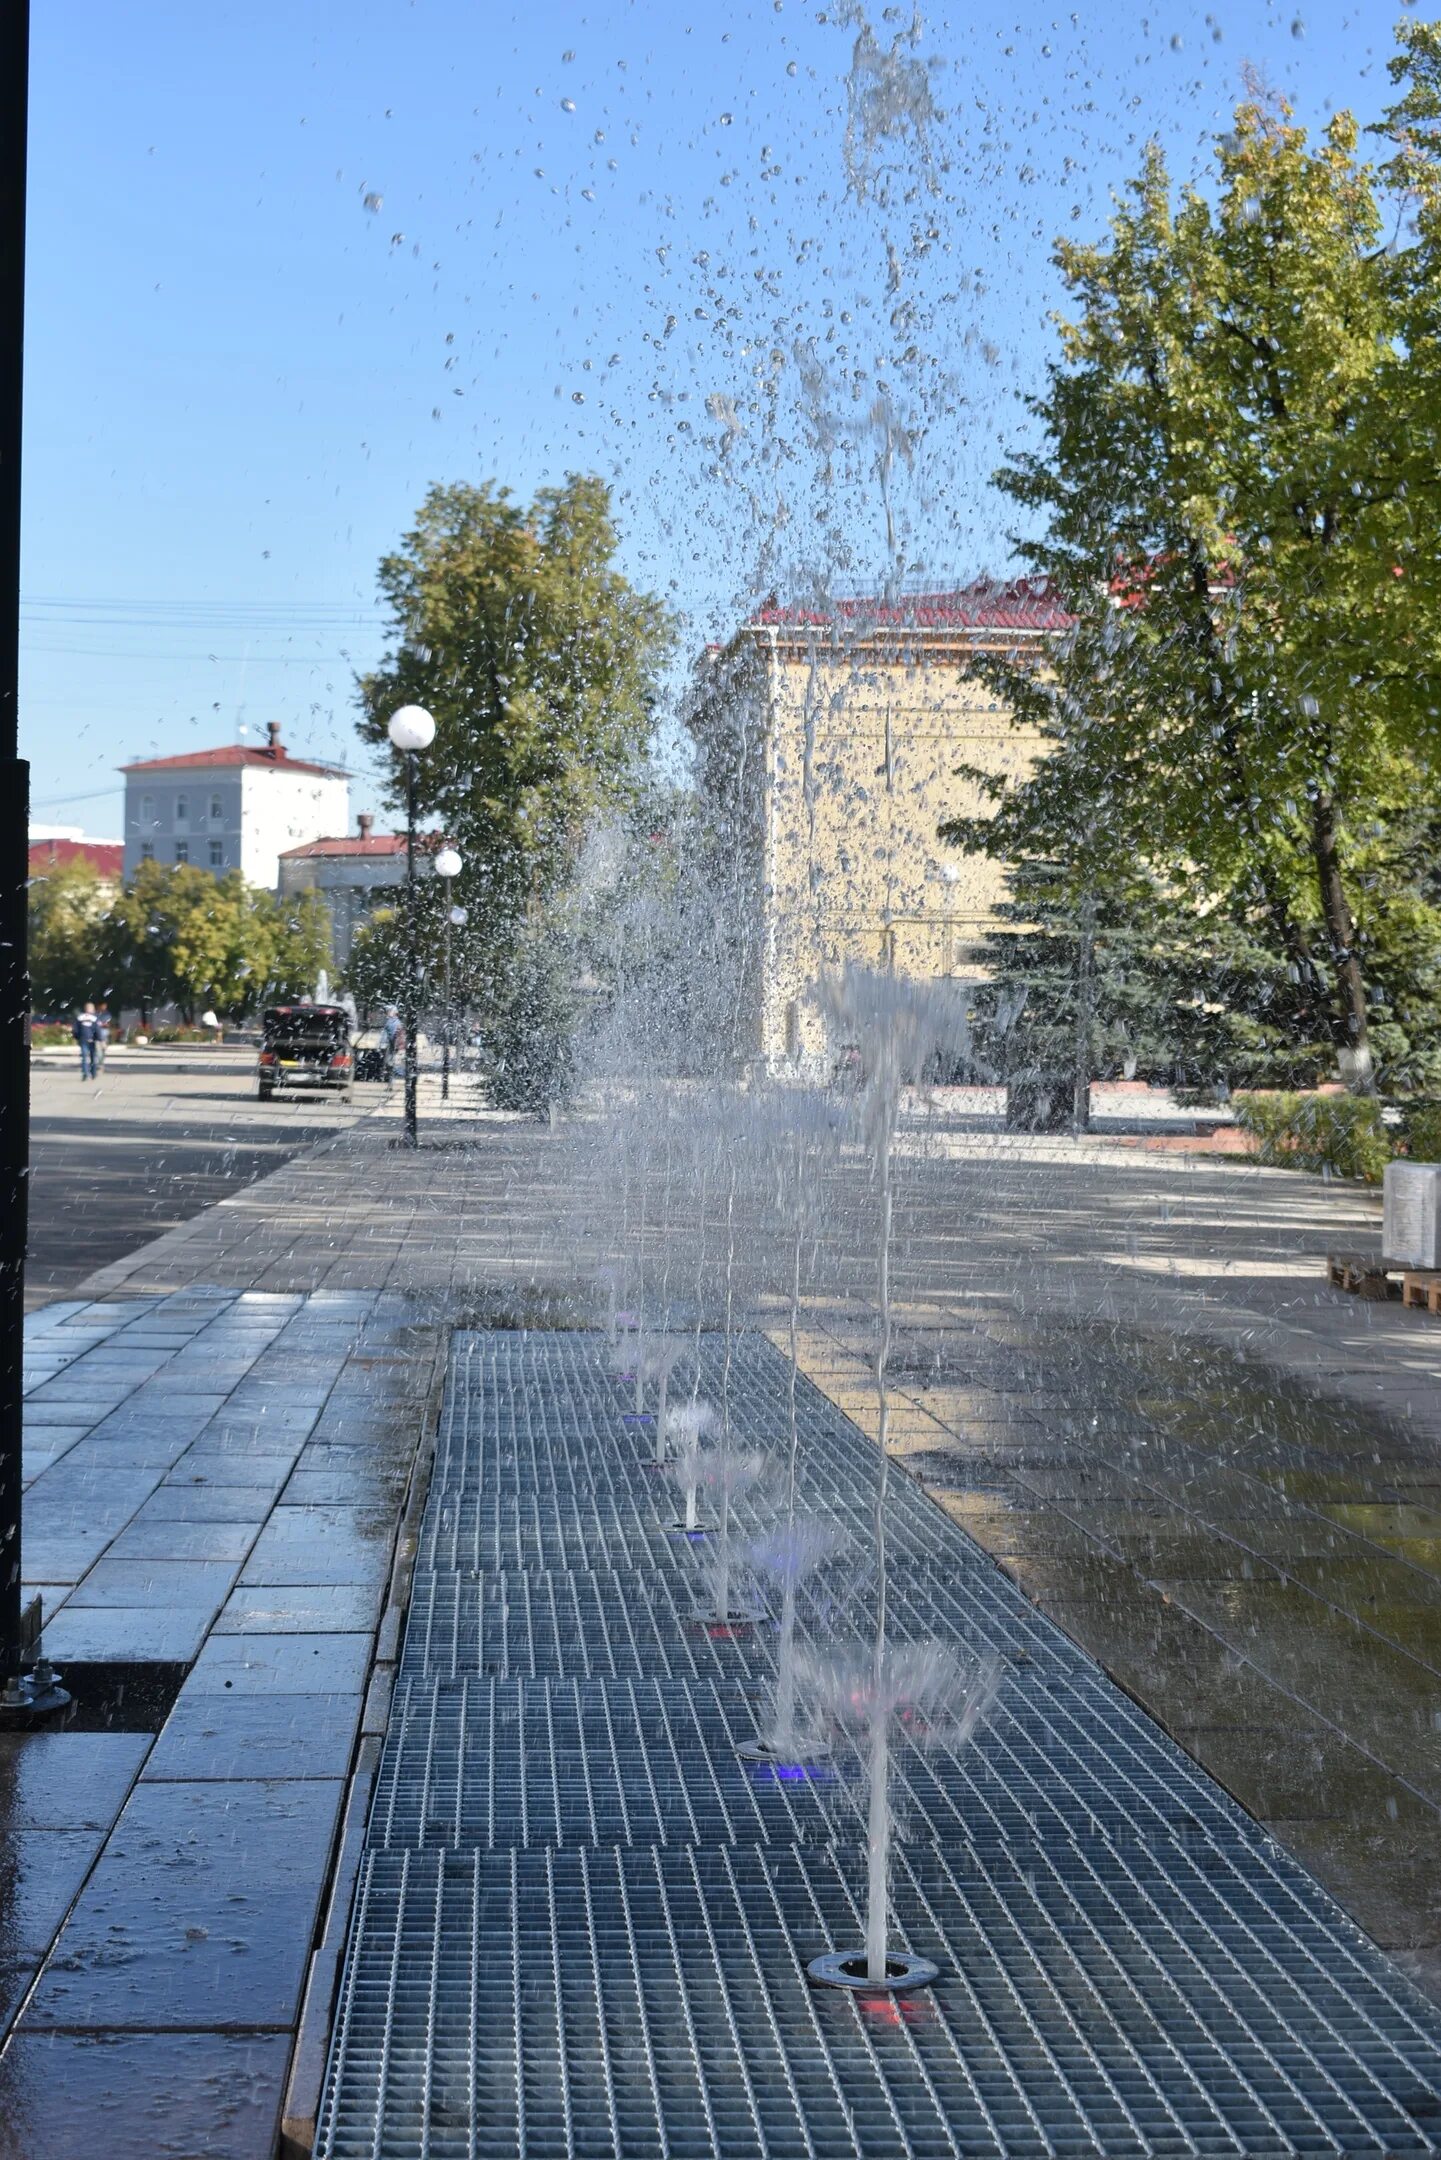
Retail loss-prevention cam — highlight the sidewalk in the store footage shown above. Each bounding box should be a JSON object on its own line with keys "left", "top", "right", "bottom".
{"left": 4, "top": 1083, "right": 1441, "bottom": 2153}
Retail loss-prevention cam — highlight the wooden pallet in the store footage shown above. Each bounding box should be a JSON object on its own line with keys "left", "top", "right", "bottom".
{"left": 1402, "top": 1270, "right": 1441, "bottom": 1314}
{"left": 1327, "top": 1252, "right": 1400, "bottom": 1300}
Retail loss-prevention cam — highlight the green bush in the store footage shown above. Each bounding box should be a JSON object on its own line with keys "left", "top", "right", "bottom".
{"left": 1398, "top": 1102, "right": 1441, "bottom": 1164}
{"left": 1235, "top": 1091, "right": 1392, "bottom": 1182}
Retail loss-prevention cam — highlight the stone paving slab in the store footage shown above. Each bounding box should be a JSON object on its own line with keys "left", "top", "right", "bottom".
{"left": 0, "top": 1269, "right": 441, "bottom": 2160}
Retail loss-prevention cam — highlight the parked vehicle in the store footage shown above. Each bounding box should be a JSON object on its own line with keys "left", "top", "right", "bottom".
{"left": 352, "top": 1027, "right": 387, "bottom": 1082}
{"left": 257, "top": 1004, "right": 353, "bottom": 1100}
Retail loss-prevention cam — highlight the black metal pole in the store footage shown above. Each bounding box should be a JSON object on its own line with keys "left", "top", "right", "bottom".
{"left": 441, "top": 907, "right": 451, "bottom": 1102}
{"left": 403, "top": 753, "right": 419, "bottom": 1146}
{"left": 0, "top": 1, "right": 31, "bottom": 1694}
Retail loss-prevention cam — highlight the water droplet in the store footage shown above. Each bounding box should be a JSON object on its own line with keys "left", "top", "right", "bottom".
{"left": 561, "top": 98, "right": 576, "bottom": 113}
{"left": 719, "top": 112, "right": 733, "bottom": 126}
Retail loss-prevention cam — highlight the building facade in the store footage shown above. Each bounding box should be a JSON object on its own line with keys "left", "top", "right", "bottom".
{"left": 120, "top": 723, "right": 349, "bottom": 890}
{"left": 277, "top": 815, "right": 423, "bottom": 965}
{"left": 687, "top": 580, "right": 1069, "bottom": 1074}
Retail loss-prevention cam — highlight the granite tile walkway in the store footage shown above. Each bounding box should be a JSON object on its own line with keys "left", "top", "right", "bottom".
{"left": 0, "top": 1282, "right": 440, "bottom": 2160}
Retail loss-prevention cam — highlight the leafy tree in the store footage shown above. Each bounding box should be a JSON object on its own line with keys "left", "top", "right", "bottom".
{"left": 356, "top": 476, "right": 673, "bottom": 933}
{"left": 946, "top": 63, "right": 1441, "bottom": 1092}
{"left": 28, "top": 858, "right": 110, "bottom": 1016}
{"left": 98, "top": 862, "right": 331, "bottom": 1022}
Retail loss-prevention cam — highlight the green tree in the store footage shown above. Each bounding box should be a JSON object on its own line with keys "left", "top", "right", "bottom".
{"left": 946, "top": 62, "right": 1441, "bottom": 1092}
{"left": 28, "top": 858, "right": 110, "bottom": 1015}
{"left": 99, "top": 862, "right": 330, "bottom": 1023}
{"left": 356, "top": 476, "right": 673, "bottom": 934}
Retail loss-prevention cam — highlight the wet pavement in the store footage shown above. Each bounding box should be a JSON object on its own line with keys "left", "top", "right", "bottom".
{"left": 0, "top": 1284, "right": 439, "bottom": 2158}
{"left": 793, "top": 1307, "right": 1441, "bottom": 2002}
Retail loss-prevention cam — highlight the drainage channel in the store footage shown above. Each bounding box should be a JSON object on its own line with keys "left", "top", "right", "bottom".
{"left": 315, "top": 1330, "right": 1441, "bottom": 2158}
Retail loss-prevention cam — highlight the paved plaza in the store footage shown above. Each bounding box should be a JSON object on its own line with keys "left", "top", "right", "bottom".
{"left": 8, "top": 1084, "right": 1441, "bottom": 2152}
{"left": 26, "top": 1052, "right": 373, "bottom": 1307}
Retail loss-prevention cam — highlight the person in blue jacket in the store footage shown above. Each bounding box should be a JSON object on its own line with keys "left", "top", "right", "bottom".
{"left": 72, "top": 1002, "right": 101, "bottom": 1081}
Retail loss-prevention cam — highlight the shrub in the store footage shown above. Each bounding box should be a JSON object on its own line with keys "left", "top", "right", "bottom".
{"left": 1234, "top": 1091, "right": 1392, "bottom": 1182}
{"left": 1398, "top": 1102, "right": 1441, "bottom": 1165}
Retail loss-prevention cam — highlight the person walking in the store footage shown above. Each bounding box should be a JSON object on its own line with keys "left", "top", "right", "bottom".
{"left": 380, "top": 1005, "right": 405, "bottom": 1089}
{"left": 72, "top": 1002, "right": 101, "bottom": 1081}
{"left": 95, "top": 1002, "right": 111, "bottom": 1070}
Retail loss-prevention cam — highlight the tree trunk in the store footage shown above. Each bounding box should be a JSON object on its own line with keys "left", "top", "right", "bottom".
{"left": 1309, "top": 793, "right": 1374, "bottom": 1093}
{"left": 1072, "top": 889, "right": 1095, "bottom": 1135}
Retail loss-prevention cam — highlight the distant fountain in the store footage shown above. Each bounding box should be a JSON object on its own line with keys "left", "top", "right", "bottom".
{"left": 802, "top": 1642, "right": 1001, "bottom": 1990}
{"left": 666, "top": 1401, "right": 715, "bottom": 1532}
{"left": 739, "top": 1518, "right": 841, "bottom": 1763}
{"left": 643, "top": 1338, "right": 684, "bottom": 1459}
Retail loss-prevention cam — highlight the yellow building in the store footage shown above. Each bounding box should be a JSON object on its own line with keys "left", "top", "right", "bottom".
{"left": 687, "top": 581, "right": 1069, "bottom": 1074}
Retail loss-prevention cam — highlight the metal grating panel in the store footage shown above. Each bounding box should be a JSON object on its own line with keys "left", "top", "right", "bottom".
{"left": 315, "top": 1329, "right": 1441, "bottom": 2158}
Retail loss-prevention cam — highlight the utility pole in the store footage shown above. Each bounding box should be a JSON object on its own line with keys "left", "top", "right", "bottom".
{"left": 0, "top": 0, "right": 65, "bottom": 1717}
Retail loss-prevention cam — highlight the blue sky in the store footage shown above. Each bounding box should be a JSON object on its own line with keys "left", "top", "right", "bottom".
{"left": 23, "top": 0, "right": 1400, "bottom": 836}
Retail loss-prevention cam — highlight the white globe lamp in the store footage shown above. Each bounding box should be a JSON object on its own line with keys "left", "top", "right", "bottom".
{"left": 387, "top": 705, "right": 436, "bottom": 753}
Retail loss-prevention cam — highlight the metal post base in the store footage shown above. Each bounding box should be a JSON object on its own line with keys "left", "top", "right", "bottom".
{"left": 806, "top": 1949, "right": 939, "bottom": 1992}
{"left": 737, "top": 1734, "right": 830, "bottom": 1766}
{"left": 0, "top": 1660, "right": 71, "bottom": 1725}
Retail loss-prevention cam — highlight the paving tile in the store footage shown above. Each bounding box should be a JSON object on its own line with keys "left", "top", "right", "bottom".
{"left": 0, "top": 2027, "right": 291, "bottom": 2157}
{"left": 22, "top": 1539, "right": 114, "bottom": 1587}
{"left": 23, "top": 1779, "right": 343, "bottom": 2031}
{"left": 38, "top": 1607, "right": 214, "bottom": 1666}
{"left": 238, "top": 1505, "right": 394, "bottom": 1588}
{"left": 187, "top": 1632, "right": 373, "bottom": 1695}
{"left": 140, "top": 1486, "right": 275, "bottom": 1525}
{"left": 280, "top": 1469, "right": 408, "bottom": 1507}
{"left": 142, "top": 1692, "right": 361, "bottom": 1782}
{"left": 213, "top": 1582, "right": 382, "bottom": 1634}
{"left": 166, "top": 1455, "right": 299, "bottom": 1490}
{"left": 0, "top": 1734, "right": 149, "bottom": 1832}
{"left": 66, "top": 1560, "right": 239, "bottom": 1613}
{"left": 108, "top": 1517, "right": 260, "bottom": 1563}
{"left": 0, "top": 1832, "right": 110, "bottom": 1973}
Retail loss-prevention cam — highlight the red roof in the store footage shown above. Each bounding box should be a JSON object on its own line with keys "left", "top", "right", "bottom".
{"left": 120, "top": 744, "right": 347, "bottom": 779}
{"left": 28, "top": 838, "right": 124, "bottom": 880}
{"left": 279, "top": 833, "right": 409, "bottom": 860}
{"left": 752, "top": 576, "right": 1075, "bottom": 634}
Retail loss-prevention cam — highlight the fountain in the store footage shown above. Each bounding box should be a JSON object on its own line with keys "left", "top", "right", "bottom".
{"left": 739, "top": 1518, "right": 841, "bottom": 1764}
{"left": 801, "top": 1641, "right": 1002, "bottom": 1990}
{"left": 807, "top": 967, "right": 980, "bottom": 1987}
{"left": 666, "top": 1401, "right": 716, "bottom": 1533}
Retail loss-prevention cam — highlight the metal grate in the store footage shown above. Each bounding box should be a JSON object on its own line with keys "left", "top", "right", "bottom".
{"left": 316, "top": 1329, "right": 1441, "bottom": 2158}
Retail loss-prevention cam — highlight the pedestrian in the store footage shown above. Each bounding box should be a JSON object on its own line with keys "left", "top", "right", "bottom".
{"left": 95, "top": 1002, "right": 111, "bottom": 1070}
{"left": 380, "top": 1005, "right": 405, "bottom": 1088}
{"left": 73, "top": 1002, "right": 101, "bottom": 1081}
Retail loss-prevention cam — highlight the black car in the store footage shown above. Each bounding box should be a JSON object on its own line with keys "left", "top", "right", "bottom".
{"left": 257, "top": 1004, "right": 353, "bottom": 1100}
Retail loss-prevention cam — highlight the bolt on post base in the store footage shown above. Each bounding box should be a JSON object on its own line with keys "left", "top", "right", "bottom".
{"left": 0, "top": 1658, "right": 71, "bottom": 1725}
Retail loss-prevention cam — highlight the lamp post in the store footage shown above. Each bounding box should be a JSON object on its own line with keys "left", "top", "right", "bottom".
{"left": 387, "top": 705, "right": 436, "bottom": 1147}
{"left": 434, "top": 847, "right": 462, "bottom": 1100}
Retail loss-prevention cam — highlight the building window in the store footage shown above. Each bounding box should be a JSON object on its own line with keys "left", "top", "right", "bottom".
{"left": 209, "top": 794, "right": 223, "bottom": 823}
{"left": 175, "top": 841, "right": 189, "bottom": 864}
{"left": 209, "top": 840, "right": 224, "bottom": 868}
{"left": 175, "top": 794, "right": 189, "bottom": 826}
{"left": 139, "top": 792, "right": 155, "bottom": 827}
{"left": 139, "top": 841, "right": 154, "bottom": 861}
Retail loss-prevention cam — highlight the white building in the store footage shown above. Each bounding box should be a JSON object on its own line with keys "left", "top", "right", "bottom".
{"left": 120, "top": 723, "right": 349, "bottom": 890}
{"left": 277, "top": 814, "right": 425, "bottom": 964}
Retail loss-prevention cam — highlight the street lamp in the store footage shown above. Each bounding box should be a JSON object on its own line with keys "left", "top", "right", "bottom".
{"left": 434, "top": 845, "right": 462, "bottom": 1101}
{"left": 387, "top": 705, "right": 436, "bottom": 1146}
